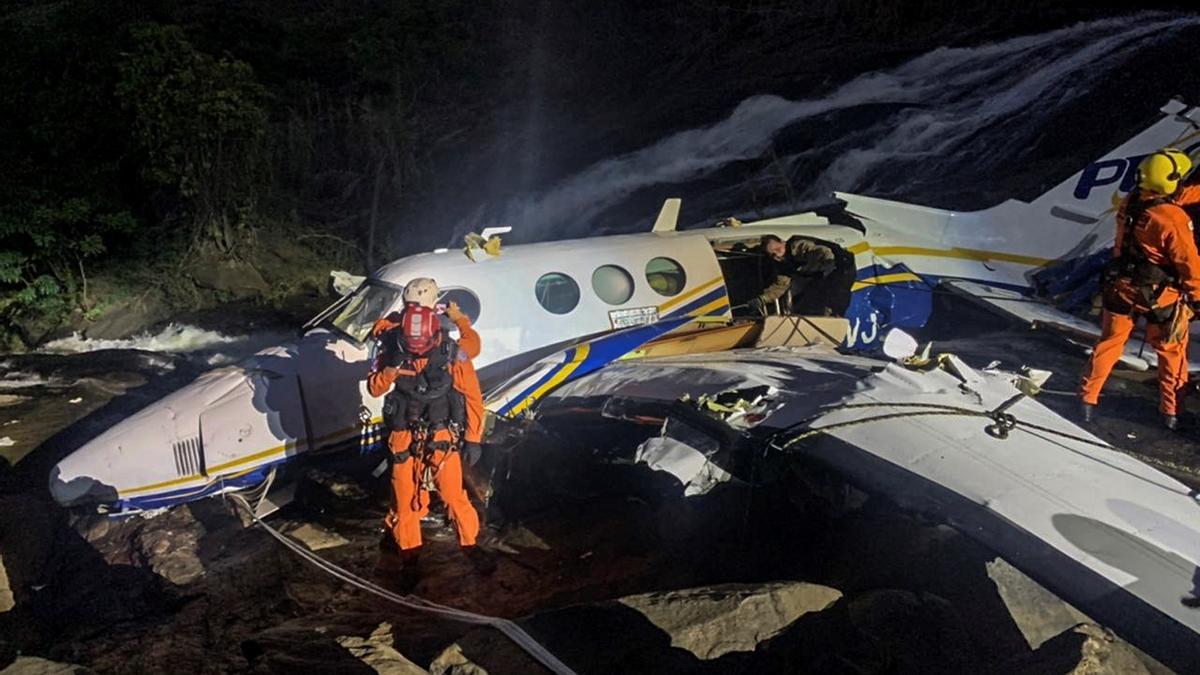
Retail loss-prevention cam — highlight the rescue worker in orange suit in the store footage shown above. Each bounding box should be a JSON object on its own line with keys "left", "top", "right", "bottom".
{"left": 367, "top": 277, "right": 495, "bottom": 577}
{"left": 1079, "top": 148, "right": 1200, "bottom": 430}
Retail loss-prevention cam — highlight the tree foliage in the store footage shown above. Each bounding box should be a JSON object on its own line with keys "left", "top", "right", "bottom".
{"left": 117, "top": 23, "right": 268, "bottom": 252}
{"left": 0, "top": 0, "right": 491, "bottom": 342}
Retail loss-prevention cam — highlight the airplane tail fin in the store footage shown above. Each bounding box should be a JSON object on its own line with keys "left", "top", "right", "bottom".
{"left": 1028, "top": 99, "right": 1200, "bottom": 221}
{"left": 652, "top": 198, "right": 681, "bottom": 232}
{"left": 836, "top": 99, "right": 1200, "bottom": 282}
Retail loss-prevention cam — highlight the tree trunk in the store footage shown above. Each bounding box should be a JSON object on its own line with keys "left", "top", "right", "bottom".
{"left": 366, "top": 156, "right": 385, "bottom": 272}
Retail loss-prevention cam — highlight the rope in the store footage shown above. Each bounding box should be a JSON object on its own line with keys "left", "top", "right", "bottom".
{"left": 227, "top": 494, "right": 578, "bottom": 675}
{"left": 771, "top": 400, "right": 1115, "bottom": 451}
{"left": 765, "top": 399, "right": 1200, "bottom": 494}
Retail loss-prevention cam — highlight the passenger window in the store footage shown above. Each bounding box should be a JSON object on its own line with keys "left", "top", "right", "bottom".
{"left": 535, "top": 272, "right": 581, "bottom": 314}
{"left": 591, "top": 265, "right": 635, "bottom": 305}
{"left": 645, "top": 257, "right": 687, "bottom": 297}
{"left": 438, "top": 288, "right": 481, "bottom": 323}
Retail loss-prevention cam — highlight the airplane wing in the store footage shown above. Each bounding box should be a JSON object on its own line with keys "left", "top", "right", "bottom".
{"left": 942, "top": 279, "right": 1200, "bottom": 372}
{"left": 485, "top": 316, "right": 849, "bottom": 417}
{"left": 533, "top": 345, "right": 1200, "bottom": 674}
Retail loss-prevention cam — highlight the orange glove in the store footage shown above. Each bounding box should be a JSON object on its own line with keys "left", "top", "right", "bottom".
{"left": 445, "top": 301, "right": 467, "bottom": 324}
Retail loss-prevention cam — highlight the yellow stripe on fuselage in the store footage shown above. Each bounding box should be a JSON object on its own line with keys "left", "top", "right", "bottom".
{"left": 850, "top": 272, "right": 923, "bottom": 292}
{"left": 689, "top": 296, "right": 731, "bottom": 318}
{"left": 849, "top": 242, "right": 1050, "bottom": 267}
{"left": 507, "top": 343, "right": 592, "bottom": 417}
{"left": 117, "top": 416, "right": 385, "bottom": 498}
{"left": 658, "top": 276, "right": 724, "bottom": 313}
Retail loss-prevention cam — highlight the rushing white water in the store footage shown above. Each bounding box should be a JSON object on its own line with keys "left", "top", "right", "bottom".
{"left": 41, "top": 323, "right": 242, "bottom": 354}
{"left": 39, "top": 323, "right": 290, "bottom": 366}
{"left": 487, "top": 14, "right": 1199, "bottom": 238}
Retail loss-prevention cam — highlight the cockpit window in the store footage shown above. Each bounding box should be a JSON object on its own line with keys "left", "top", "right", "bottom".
{"left": 326, "top": 282, "right": 404, "bottom": 343}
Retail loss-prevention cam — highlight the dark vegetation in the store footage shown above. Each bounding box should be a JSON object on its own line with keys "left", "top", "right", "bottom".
{"left": 0, "top": 1, "right": 1189, "bottom": 349}
{"left": 0, "top": 0, "right": 491, "bottom": 348}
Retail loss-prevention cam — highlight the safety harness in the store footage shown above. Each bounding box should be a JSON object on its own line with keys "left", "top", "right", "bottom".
{"left": 378, "top": 326, "right": 469, "bottom": 511}
{"left": 380, "top": 329, "right": 467, "bottom": 454}
{"left": 1100, "top": 193, "right": 1181, "bottom": 324}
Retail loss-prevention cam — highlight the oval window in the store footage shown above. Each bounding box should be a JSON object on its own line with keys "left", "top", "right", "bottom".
{"left": 591, "top": 265, "right": 635, "bottom": 305}
{"left": 439, "top": 287, "right": 482, "bottom": 324}
{"left": 645, "top": 257, "right": 687, "bottom": 297}
{"left": 535, "top": 272, "right": 580, "bottom": 315}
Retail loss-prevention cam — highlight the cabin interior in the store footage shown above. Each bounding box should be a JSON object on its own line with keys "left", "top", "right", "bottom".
{"left": 711, "top": 235, "right": 856, "bottom": 317}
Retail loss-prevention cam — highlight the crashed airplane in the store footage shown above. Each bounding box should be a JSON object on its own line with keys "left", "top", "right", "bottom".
{"left": 47, "top": 99, "right": 1200, "bottom": 671}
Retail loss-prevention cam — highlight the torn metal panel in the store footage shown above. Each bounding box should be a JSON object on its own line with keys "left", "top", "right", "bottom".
{"left": 635, "top": 418, "right": 740, "bottom": 497}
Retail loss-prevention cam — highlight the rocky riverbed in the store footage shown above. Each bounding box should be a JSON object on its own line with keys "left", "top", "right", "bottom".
{"left": 0, "top": 301, "right": 1196, "bottom": 674}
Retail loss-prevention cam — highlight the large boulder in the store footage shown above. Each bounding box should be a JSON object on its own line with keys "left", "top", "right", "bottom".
{"left": 617, "top": 581, "right": 842, "bottom": 659}
{"left": 992, "top": 623, "right": 1156, "bottom": 675}
{"left": 429, "top": 644, "right": 489, "bottom": 675}
{"left": 132, "top": 508, "right": 206, "bottom": 585}
{"left": 84, "top": 292, "right": 168, "bottom": 340}
{"left": 335, "top": 622, "right": 428, "bottom": 675}
{"left": 190, "top": 260, "right": 269, "bottom": 299}
{"left": 433, "top": 581, "right": 843, "bottom": 674}
{"left": 986, "top": 557, "right": 1091, "bottom": 649}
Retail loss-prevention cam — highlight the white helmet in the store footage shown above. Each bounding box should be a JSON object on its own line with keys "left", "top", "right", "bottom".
{"left": 402, "top": 277, "right": 438, "bottom": 308}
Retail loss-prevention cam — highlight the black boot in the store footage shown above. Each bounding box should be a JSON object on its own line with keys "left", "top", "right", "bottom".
{"left": 377, "top": 546, "right": 421, "bottom": 592}
{"left": 1079, "top": 401, "right": 1096, "bottom": 424}
{"left": 463, "top": 545, "right": 497, "bottom": 576}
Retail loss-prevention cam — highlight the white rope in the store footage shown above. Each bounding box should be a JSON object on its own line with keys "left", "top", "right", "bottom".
{"left": 228, "top": 494, "right": 578, "bottom": 675}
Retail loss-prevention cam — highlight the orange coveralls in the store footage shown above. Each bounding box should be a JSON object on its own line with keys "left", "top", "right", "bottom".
{"left": 367, "top": 314, "right": 485, "bottom": 551}
{"left": 1080, "top": 187, "right": 1200, "bottom": 415}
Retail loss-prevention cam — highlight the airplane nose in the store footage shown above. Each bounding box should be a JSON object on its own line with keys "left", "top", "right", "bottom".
{"left": 48, "top": 405, "right": 182, "bottom": 509}
{"left": 49, "top": 456, "right": 120, "bottom": 504}
{"left": 49, "top": 443, "right": 122, "bottom": 507}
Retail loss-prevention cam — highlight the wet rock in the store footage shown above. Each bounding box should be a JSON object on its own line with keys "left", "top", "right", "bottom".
{"left": 245, "top": 617, "right": 417, "bottom": 673}
{"left": 84, "top": 292, "right": 167, "bottom": 340}
{"left": 429, "top": 644, "right": 489, "bottom": 675}
{"left": 306, "top": 469, "right": 369, "bottom": 500}
{"left": 191, "top": 260, "right": 269, "bottom": 299}
{"left": 993, "top": 623, "right": 1154, "bottom": 675}
{"left": 987, "top": 557, "right": 1091, "bottom": 649}
{"left": 0, "top": 554, "right": 13, "bottom": 612}
{"left": 288, "top": 523, "right": 349, "bottom": 552}
{"left": 846, "top": 589, "right": 976, "bottom": 672}
{"left": 618, "top": 581, "right": 842, "bottom": 659}
{"left": 335, "top": 622, "right": 428, "bottom": 674}
{"left": 495, "top": 524, "right": 550, "bottom": 552}
{"left": 0, "top": 657, "right": 93, "bottom": 674}
{"left": 133, "top": 509, "right": 206, "bottom": 585}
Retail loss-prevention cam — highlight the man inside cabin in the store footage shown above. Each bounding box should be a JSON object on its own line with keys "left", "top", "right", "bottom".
{"left": 749, "top": 234, "right": 838, "bottom": 316}
{"left": 367, "top": 277, "right": 495, "bottom": 582}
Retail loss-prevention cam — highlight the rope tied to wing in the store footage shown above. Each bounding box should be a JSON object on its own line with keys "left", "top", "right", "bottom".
{"left": 768, "top": 396, "right": 1115, "bottom": 453}
{"left": 765, "top": 396, "right": 1200, "bottom": 496}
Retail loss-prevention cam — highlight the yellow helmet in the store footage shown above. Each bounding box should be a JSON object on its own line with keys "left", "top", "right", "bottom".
{"left": 1136, "top": 148, "right": 1192, "bottom": 195}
